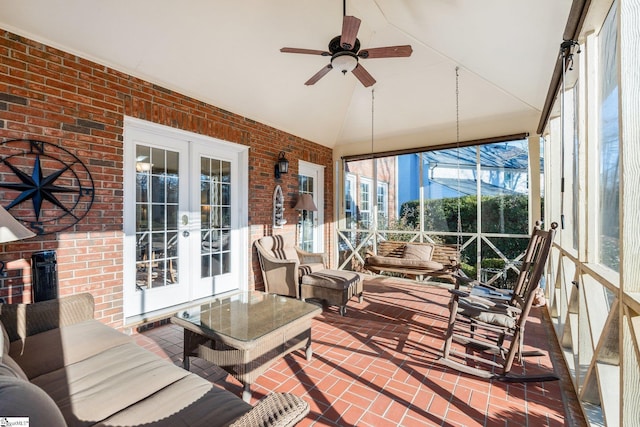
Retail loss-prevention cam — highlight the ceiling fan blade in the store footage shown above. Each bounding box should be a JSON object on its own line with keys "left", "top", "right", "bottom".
{"left": 281, "top": 47, "right": 331, "bottom": 56}
{"left": 352, "top": 64, "right": 376, "bottom": 87}
{"left": 358, "top": 45, "right": 413, "bottom": 59}
{"left": 340, "top": 16, "right": 361, "bottom": 50}
{"left": 305, "top": 64, "right": 333, "bottom": 85}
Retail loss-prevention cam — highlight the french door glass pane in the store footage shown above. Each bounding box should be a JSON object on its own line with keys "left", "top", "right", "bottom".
{"left": 135, "top": 145, "right": 179, "bottom": 290}
{"left": 201, "top": 158, "right": 232, "bottom": 278}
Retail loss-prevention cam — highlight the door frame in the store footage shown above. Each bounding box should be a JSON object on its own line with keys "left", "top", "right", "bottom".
{"left": 122, "top": 117, "right": 249, "bottom": 322}
{"left": 298, "top": 160, "right": 325, "bottom": 252}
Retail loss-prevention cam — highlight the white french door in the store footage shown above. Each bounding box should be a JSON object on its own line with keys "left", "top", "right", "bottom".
{"left": 123, "top": 118, "right": 248, "bottom": 319}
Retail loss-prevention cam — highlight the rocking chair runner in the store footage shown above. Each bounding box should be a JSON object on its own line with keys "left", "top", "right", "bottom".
{"left": 439, "top": 221, "right": 559, "bottom": 382}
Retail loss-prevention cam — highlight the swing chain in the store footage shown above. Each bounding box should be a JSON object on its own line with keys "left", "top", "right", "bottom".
{"left": 455, "top": 67, "right": 462, "bottom": 249}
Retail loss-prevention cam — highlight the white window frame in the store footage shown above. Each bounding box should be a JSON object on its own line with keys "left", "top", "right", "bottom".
{"left": 377, "top": 181, "right": 389, "bottom": 222}
{"left": 359, "top": 178, "right": 372, "bottom": 229}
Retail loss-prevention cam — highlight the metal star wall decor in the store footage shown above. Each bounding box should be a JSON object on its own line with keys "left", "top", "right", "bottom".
{"left": 0, "top": 139, "right": 94, "bottom": 235}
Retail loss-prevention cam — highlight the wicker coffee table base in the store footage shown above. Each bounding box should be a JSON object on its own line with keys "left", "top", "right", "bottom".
{"left": 178, "top": 319, "right": 315, "bottom": 402}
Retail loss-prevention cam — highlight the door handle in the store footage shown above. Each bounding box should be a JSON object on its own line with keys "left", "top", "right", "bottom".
{"left": 183, "top": 230, "right": 190, "bottom": 237}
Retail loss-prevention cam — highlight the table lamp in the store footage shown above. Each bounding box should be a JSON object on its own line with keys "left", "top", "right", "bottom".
{"left": 0, "top": 205, "right": 36, "bottom": 276}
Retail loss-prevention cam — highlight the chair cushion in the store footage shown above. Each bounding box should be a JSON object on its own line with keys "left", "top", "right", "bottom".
{"left": 403, "top": 243, "right": 434, "bottom": 260}
{"left": 301, "top": 270, "right": 360, "bottom": 290}
{"left": 258, "top": 235, "right": 299, "bottom": 261}
{"left": 299, "top": 262, "right": 325, "bottom": 277}
{"left": 458, "top": 298, "right": 516, "bottom": 329}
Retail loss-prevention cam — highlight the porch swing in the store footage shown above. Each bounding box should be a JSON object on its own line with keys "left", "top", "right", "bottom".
{"left": 362, "top": 71, "right": 464, "bottom": 286}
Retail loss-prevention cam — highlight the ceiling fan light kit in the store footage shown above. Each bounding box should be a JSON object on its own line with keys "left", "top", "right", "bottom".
{"left": 331, "top": 51, "right": 358, "bottom": 74}
{"left": 280, "top": 2, "right": 412, "bottom": 87}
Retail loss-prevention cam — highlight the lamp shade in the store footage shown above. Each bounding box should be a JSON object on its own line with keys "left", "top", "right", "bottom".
{"left": 0, "top": 205, "right": 36, "bottom": 243}
{"left": 331, "top": 52, "right": 358, "bottom": 74}
{"left": 294, "top": 194, "right": 318, "bottom": 211}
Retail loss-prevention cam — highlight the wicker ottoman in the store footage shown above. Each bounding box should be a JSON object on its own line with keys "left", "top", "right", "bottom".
{"left": 300, "top": 270, "right": 363, "bottom": 316}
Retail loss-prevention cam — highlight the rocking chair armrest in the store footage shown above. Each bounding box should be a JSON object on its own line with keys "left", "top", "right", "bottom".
{"left": 474, "top": 283, "right": 511, "bottom": 294}
{"left": 448, "top": 289, "right": 471, "bottom": 299}
{"left": 455, "top": 274, "right": 477, "bottom": 286}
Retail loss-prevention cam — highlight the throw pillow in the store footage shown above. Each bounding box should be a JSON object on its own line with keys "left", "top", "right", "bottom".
{"left": 1, "top": 322, "right": 8, "bottom": 357}
{"left": 403, "top": 243, "right": 434, "bottom": 261}
{"left": 1, "top": 355, "right": 28, "bottom": 381}
{"left": 0, "top": 376, "right": 66, "bottom": 426}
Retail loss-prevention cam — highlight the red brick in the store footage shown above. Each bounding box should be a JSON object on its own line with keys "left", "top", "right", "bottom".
{"left": 0, "top": 29, "right": 333, "bottom": 330}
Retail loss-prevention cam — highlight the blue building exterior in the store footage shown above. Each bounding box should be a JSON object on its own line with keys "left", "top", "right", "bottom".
{"left": 396, "top": 142, "right": 530, "bottom": 216}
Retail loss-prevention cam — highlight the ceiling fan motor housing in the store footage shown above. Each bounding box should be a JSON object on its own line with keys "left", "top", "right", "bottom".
{"left": 329, "top": 35, "right": 360, "bottom": 54}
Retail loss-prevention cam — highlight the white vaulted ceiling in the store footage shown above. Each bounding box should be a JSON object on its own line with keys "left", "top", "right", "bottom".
{"left": 0, "top": 0, "right": 572, "bottom": 156}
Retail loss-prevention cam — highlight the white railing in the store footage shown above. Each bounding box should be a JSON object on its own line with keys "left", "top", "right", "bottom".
{"left": 546, "top": 242, "right": 640, "bottom": 426}
{"left": 335, "top": 228, "right": 530, "bottom": 287}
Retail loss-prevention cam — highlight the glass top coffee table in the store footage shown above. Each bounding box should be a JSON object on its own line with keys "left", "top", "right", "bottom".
{"left": 171, "top": 291, "right": 322, "bottom": 402}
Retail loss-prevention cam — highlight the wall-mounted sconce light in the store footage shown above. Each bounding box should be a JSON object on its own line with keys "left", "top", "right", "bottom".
{"left": 274, "top": 151, "right": 289, "bottom": 179}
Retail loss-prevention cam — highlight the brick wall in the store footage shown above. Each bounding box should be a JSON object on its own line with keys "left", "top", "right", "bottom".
{"left": 0, "top": 30, "right": 334, "bottom": 328}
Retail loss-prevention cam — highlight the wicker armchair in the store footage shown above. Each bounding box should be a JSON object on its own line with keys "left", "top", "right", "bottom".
{"left": 255, "top": 235, "right": 327, "bottom": 298}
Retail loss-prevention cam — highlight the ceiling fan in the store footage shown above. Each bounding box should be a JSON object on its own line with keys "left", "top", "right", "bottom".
{"left": 280, "top": 2, "right": 412, "bottom": 87}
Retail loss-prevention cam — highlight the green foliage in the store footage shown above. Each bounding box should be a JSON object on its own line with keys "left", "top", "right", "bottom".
{"left": 481, "top": 258, "right": 505, "bottom": 269}
{"left": 460, "top": 262, "right": 476, "bottom": 278}
{"left": 399, "top": 194, "right": 530, "bottom": 259}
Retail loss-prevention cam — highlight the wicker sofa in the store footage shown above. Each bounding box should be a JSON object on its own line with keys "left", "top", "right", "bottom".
{"left": 0, "top": 293, "right": 309, "bottom": 426}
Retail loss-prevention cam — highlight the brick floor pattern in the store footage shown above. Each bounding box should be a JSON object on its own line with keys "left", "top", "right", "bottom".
{"left": 135, "top": 277, "right": 584, "bottom": 427}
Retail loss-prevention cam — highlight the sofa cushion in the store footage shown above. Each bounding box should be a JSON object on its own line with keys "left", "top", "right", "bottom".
{"left": 0, "top": 376, "right": 66, "bottom": 427}
{"left": 9, "top": 319, "right": 131, "bottom": 380}
{"left": 31, "top": 339, "right": 252, "bottom": 427}
{"left": 366, "top": 255, "right": 444, "bottom": 271}
{"left": 31, "top": 340, "right": 194, "bottom": 425}
{"left": 100, "top": 371, "right": 252, "bottom": 426}
{"left": 403, "top": 243, "right": 434, "bottom": 261}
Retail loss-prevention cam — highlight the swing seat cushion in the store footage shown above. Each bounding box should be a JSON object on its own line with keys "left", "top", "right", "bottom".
{"left": 365, "top": 255, "right": 444, "bottom": 271}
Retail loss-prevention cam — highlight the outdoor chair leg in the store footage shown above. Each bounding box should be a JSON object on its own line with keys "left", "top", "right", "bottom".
{"left": 442, "top": 294, "right": 459, "bottom": 358}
